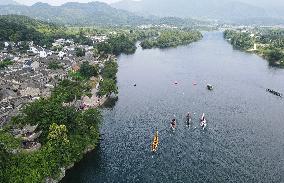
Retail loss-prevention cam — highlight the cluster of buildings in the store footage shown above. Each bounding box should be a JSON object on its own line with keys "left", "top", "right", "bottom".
{"left": 138, "top": 24, "right": 178, "bottom": 29}
{"left": 0, "top": 38, "right": 105, "bottom": 130}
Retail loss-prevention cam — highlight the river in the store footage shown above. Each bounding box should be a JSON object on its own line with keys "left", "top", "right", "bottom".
{"left": 61, "top": 32, "right": 284, "bottom": 183}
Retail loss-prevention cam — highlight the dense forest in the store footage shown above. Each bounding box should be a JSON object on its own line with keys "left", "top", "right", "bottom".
{"left": 96, "top": 34, "right": 137, "bottom": 55}
{"left": 95, "top": 28, "right": 159, "bottom": 55}
{"left": 224, "top": 29, "right": 284, "bottom": 67}
{"left": 140, "top": 29, "right": 202, "bottom": 49}
{"left": 0, "top": 15, "right": 63, "bottom": 47}
{"left": 0, "top": 15, "right": 96, "bottom": 48}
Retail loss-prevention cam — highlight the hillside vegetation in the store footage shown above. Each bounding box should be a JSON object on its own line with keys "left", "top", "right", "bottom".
{"left": 0, "top": 2, "right": 149, "bottom": 26}
{"left": 0, "top": 2, "right": 210, "bottom": 27}
{"left": 140, "top": 29, "right": 202, "bottom": 49}
{"left": 0, "top": 15, "right": 64, "bottom": 47}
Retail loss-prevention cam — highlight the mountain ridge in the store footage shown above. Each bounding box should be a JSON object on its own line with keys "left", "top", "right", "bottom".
{"left": 112, "top": 0, "right": 284, "bottom": 23}
{"left": 0, "top": 1, "right": 209, "bottom": 27}
{"left": 0, "top": 2, "right": 149, "bottom": 26}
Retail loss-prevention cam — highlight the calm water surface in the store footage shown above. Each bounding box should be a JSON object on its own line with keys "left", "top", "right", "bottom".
{"left": 62, "top": 32, "right": 284, "bottom": 183}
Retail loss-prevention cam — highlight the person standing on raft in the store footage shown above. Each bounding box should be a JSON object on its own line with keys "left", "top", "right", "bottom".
{"left": 200, "top": 113, "right": 207, "bottom": 130}
{"left": 171, "top": 119, "right": 177, "bottom": 130}
{"left": 186, "top": 112, "right": 192, "bottom": 126}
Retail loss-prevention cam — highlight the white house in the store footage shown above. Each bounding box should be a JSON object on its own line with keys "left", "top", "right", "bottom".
{"left": 20, "top": 87, "right": 41, "bottom": 97}
{"left": 4, "top": 42, "right": 9, "bottom": 47}
{"left": 29, "top": 47, "right": 39, "bottom": 54}
{"left": 13, "top": 57, "right": 20, "bottom": 62}
{"left": 47, "top": 51, "right": 53, "bottom": 56}
{"left": 91, "top": 35, "right": 108, "bottom": 43}
{"left": 58, "top": 51, "right": 66, "bottom": 58}
{"left": 31, "top": 61, "right": 40, "bottom": 70}
{"left": 39, "top": 51, "right": 47, "bottom": 58}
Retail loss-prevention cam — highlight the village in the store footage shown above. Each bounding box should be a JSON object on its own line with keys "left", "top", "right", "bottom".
{"left": 0, "top": 34, "right": 114, "bottom": 152}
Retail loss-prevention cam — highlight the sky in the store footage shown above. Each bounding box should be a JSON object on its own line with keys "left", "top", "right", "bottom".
{"left": 14, "top": 0, "right": 284, "bottom": 7}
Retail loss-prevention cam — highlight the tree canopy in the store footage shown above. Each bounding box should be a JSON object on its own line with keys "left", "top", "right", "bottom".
{"left": 98, "top": 79, "right": 118, "bottom": 97}
{"left": 140, "top": 29, "right": 202, "bottom": 49}
{"left": 79, "top": 61, "right": 99, "bottom": 79}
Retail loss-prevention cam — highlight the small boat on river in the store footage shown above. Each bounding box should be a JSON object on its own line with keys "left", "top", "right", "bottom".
{"left": 266, "top": 89, "right": 282, "bottom": 97}
{"left": 207, "top": 84, "right": 213, "bottom": 90}
{"left": 151, "top": 130, "right": 159, "bottom": 153}
{"left": 171, "top": 119, "right": 177, "bottom": 131}
{"left": 200, "top": 113, "right": 207, "bottom": 130}
{"left": 186, "top": 112, "right": 192, "bottom": 127}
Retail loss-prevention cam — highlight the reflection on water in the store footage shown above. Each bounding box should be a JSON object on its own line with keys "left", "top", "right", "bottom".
{"left": 62, "top": 32, "right": 284, "bottom": 183}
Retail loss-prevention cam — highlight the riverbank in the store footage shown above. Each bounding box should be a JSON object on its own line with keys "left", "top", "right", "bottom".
{"left": 47, "top": 87, "right": 110, "bottom": 183}
{"left": 224, "top": 29, "right": 284, "bottom": 68}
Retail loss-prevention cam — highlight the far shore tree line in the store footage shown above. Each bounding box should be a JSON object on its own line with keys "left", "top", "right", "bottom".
{"left": 224, "top": 29, "right": 284, "bottom": 67}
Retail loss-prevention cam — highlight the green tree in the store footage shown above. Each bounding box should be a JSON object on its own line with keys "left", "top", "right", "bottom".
{"left": 52, "top": 79, "right": 91, "bottom": 103}
{"left": 75, "top": 109, "right": 102, "bottom": 135}
{"left": 75, "top": 47, "right": 86, "bottom": 57}
{"left": 0, "top": 143, "right": 10, "bottom": 183}
{"left": 96, "top": 34, "right": 137, "bottom": 56}
{"left": 0, "top": 59, "right": 13, "bottom": 70}
{"left": 47, "top": 123, "right": 69, "bottom": 147}
{"left": 98, "top": 79, "right": 118, "bottom": 97}
{"left": 102, "top": 60, "right": 118, "bottom": 80}
{"left": 9, "top": 32, "right": 21, "bottom": 43}
{"left": 0, "top": 42, "right": 4, "bottom": 50}
{"left": 265, "top": 48, "right": 284, "bottom": 64}
{"left": 79, "top": 61, "right": 99, "bottom": 79}
{"left": 140, "top": 30, "right": 202, "bottom": 49}
{"left": 48, "top": 60, "right": 62, "bottom": 70}
{"left": 96, "top": 42, "right": 112, "bottom": 55}
{"left": 18, "top": 41, "right": 29, "bottom": 53}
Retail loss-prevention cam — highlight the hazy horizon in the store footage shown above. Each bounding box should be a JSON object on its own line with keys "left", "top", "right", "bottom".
{"left": 14, "top": 0, "right": 121, "bottom": 6}
{"left": 14, "top": 0, "right": 284, "bottom": 8}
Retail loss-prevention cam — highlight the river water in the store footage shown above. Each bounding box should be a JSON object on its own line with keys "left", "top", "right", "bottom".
{"left": 61, "top": 32, "right": 284, "bottom": 183}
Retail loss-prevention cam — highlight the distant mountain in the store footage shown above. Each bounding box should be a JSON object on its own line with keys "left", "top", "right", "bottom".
{"left": 112, "top": 0, "right": 284, "bottom": 24}
{"left": 0, "top": 2, "right": 209, "bottom": 27}
{"left": 0, "top": 2, "right": 150, "bottom": 26}
{"left": 0, "top": 0, "right": 18, "bottom": 5}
